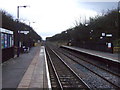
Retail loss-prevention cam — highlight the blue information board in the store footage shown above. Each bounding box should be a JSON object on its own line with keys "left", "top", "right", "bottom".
{"left": 1, "top": 28, "right": 14, "bottom": 49}
{"left": 1, "top": 33, "right": 4, "bottom": 49}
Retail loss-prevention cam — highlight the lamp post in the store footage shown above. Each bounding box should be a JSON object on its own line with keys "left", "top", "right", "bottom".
{"left": 17, "top": 6, "right": 28, "bottom": 20}
{"left": 16, "top": 5, "right": 29, "bottom": 57}
{"left": 29, "top": 21, "right": 35, "bottom": 26}
{"left": 29, "top": 22, "right": 35, "bottom": 48}
{"left": 118, "top": 1, "right": 120, "bottom": 38}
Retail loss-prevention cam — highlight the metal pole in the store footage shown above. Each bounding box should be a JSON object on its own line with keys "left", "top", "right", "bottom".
{"left": 118, "top": 1, "right": 120, "bottom": 38}
{"left": 16, "top": 5, "right": 28, "bottom": 57}
{"left": 17, "top": 6, "right": 19, "bottom": 19}
{"left": 17, "top": 6, "right": 20, "bottom": 57}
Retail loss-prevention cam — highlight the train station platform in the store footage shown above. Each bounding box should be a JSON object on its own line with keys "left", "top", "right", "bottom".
{"left": 18, "top": 46, "right": 51, "bottom": 88}
{"left": 2, "top": 45, "right": 51, "bottom": 89}
{"left": 61, "top": 45, "right": 120, "bottom": 63}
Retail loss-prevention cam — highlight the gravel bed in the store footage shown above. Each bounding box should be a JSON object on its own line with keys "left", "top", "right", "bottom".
{"left": 55, "top": 50, "right": 117, "bottom": 88}
{"left": 47, "top": 44, "right": 120, "bottom": 88}
{"left": 47, "top": 47, "right": 89, "bottom": 88}
{"left": 63, "top": 51, "right": 120, "bottom": 87}
{"left": 61, "top": 48, "right": 120, "bottom": 76}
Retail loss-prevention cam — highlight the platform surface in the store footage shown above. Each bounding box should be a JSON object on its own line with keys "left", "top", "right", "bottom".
{"left": 62, "top": 45, "right": 119, "bottom": 63}
{"left": 3, "top": 46, "right": 40, "bottom": 88}
{"left": 18, "top": 46, "right": 51, "bottom": 88}
{"left": 3, "top": 46, "right": 51, "bottom": 89}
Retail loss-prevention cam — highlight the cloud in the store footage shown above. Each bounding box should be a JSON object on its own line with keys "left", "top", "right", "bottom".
{"left": 0, "top": 0, "right": 98, "bottom": 40}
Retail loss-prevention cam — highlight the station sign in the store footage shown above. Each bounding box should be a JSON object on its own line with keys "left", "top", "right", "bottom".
{"left": 19, "top": 31, "right": 29, "bottom": 34}
{"left": 106, "top": 34, "right": 112, "bottom": 37}
{"left": 108, "top": 43, "right": 112, "bottom": 48}
{"left": 102, "top": 33, "right": 105, "bottom": 36}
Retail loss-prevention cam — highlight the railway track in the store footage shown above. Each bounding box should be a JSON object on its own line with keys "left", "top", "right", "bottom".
{"left": 60, "top": 48, "right": 120, "bottom": 76}
{"left": 45, "top": 46, "right": 90, "bottom": 89}
{"left": 60, "top": 47, "right": 120, "bottom": 76}
{"left": 55, "top": 47, "right": 120, "bottom": 89}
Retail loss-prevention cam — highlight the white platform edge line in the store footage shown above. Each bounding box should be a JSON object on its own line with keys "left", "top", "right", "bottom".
{"left": 62, "top": 45, "right": 120, "bottom": 63}
{"left": 74, "top": 48, "right": 120, "bottom": 63}
{"left": 43, "top": 46, "right": 52, "bottom": 89}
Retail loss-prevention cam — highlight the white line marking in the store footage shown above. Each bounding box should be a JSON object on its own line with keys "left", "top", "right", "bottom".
{"left": 43, "top": 46, "right": 52, "bottom": 89}
{"left": 62, "top": 45, "right": 120, "bottom": 63}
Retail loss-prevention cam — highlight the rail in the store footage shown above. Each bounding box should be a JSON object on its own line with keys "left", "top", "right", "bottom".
{"left": 45, "top": 46, "right": 90, "bottom": 89}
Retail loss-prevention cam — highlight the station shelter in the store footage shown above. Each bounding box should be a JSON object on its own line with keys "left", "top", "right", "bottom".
{"left": 1, "top": 28, "right": 14, "bottom": 62}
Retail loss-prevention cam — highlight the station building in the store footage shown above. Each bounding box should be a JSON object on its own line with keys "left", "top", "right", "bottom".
{"left": 1, "top": 27, "right": 41, "bottom": 62}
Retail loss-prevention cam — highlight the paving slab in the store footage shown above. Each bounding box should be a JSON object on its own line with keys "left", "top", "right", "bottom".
{"left": 2, "top": 46, "right": 40, "bottom": 88}
{"left": 17, "top": 46, "right": 51, "bottom": 89}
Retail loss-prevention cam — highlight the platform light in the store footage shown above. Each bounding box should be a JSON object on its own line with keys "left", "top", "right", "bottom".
{"left": 100, "top": 37, "right": 103, "bottom": 39}
{"left": 85, "top": 23, "right": 88, "bottom": 26}
{"left": 91, "top": 30, "right": 93, "bottom": 32}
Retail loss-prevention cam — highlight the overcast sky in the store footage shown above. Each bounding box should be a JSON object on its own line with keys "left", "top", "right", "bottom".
{"left": 0, "top": 0, "right": 118, "bottom": 40}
